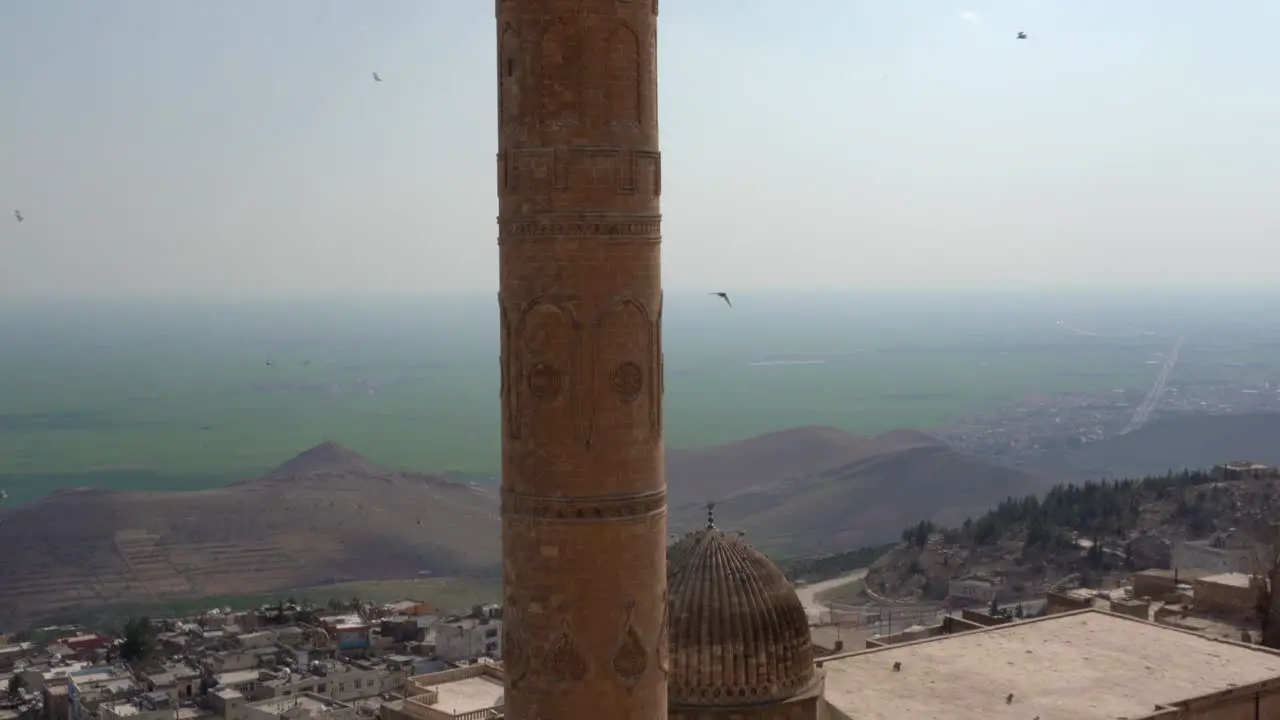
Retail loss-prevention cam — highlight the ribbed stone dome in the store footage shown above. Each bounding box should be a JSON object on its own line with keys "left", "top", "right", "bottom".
{"left": 666, "top": 513, "right": 816, "bottom": 707}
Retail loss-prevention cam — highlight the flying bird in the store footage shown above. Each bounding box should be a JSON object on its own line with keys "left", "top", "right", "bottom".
{"left": 710, "top": 292, "right": 732, "bottom": 308}
{"left": 13, "top": 210, "right": 22, "bottom": 222}
{"left": 1016, "top": 31, "right": 1027, "bottom": 39}
{"left": 372, "top": 72, "right": 383, "bottom": 82}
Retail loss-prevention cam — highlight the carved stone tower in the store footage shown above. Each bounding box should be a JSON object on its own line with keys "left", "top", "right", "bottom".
{"left": 495, "top": 1, "right": 665, "bottom": 719}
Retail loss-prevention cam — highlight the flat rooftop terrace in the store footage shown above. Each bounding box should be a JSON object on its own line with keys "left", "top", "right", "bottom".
{"left": 821, "top": 609, "right": 1280, "bottom": 720}
{"left": 432, "top": 675, "right": 504, "bottom": 716}
{"left": 252, "top": 695, "right": 344, "bottom": 715}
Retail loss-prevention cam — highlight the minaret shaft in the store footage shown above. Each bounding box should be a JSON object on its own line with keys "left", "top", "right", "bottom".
{"left": 496, "top": 1, "right": 666, "bottom": 718}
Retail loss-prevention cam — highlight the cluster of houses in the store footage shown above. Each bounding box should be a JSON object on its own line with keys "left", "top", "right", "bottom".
{"left": 1, "top": 601, "right": 508, "bottom": 720}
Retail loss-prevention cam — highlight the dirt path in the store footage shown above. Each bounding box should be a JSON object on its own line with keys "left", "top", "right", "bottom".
{"left": 795, "top": 569, "right": 868, "bottom": 623}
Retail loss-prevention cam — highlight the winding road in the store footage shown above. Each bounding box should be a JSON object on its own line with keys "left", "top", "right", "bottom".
{"left": 795, "top": 569, "right": 868, "bottom": 624}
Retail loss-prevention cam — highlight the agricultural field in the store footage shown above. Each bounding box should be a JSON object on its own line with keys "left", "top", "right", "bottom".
{"left": 0, "top": 290, "right": 1217, "bottom": 506}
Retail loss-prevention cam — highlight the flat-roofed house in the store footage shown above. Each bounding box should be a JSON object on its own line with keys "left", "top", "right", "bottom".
{"left": 820, "top": 609, "right": 1280, "bottom": 719}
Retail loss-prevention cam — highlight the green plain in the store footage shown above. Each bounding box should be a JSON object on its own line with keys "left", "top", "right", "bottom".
{"left": 0, "top": 291, "right": 1198, "bottom": 506}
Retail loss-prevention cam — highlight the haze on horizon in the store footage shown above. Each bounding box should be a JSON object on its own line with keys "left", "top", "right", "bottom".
{"left": 1, "top": 0, "right": 1278, "bottom": 298}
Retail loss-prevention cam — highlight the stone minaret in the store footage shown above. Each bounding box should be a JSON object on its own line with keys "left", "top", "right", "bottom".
{"left": 495, "top": 1, "right": 665, "bottom": 718}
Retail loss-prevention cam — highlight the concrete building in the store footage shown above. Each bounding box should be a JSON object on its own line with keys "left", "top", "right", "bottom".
{"left": 947, "top": 575, "right": 999, "bottom": 605}
{"left": 0, "top": 643, "right": 38, "bottom": 671}
{"left": 139, "top": 660, "right": 202, "bottom": 703}
{"left": 1212, "top": 461, "right": 1279, "bottom": 482}
{"left": 212, "top": 669, "right": 262, "bottom": 696}
{"left": 252, "top": 660, "right": 404, "bottom": 703}
{"left": 495, "top": 1, "right": 665, "bottom": 718}
{"left": 820, "top": 609, "right": 1280, "bottom": 719}
{"left": 67, "top": 666, "right": 139, "bottom": 718}
{"left": 243, "top": 693, "right": 355, "bottom": 720}
{"left": 101, "top": 702, "right": 209, "bottom": 720}
{"left": 317, "top": 616, "right": 372, "bottom": 654}
{"left": 1132, "top": 567, "right": 1213, "bottom": 601}
{"left": 384, "top": 602, "right": 436, "bottom": 618}
{"left": 433, "top": 618, "right": 501, "bottom": 664}
{"left": 1043, "top": 588, "right": 1097, "bottom": 615}
{"left": 99, "top": 691, "right": 179, "bottom": 720}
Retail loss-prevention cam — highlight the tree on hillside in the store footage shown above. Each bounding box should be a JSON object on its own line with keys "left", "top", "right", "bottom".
{"left": 7, "top": 674, "right": 25, "bottom": 699}
{"left": 119, "top": 616, "right": 156, "bottom": 663}
{"left": 903, "top": 520, "right": 934, "bottom": 549}
{"left": 1252, "top": 535, "right": 1280, "bottom": 649}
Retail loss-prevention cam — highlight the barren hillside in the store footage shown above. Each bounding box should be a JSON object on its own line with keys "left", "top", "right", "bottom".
{"left": 666, "top": 426, "right": 939, "bottom": 507}
{"left": 667, "top": 428, "right": 1053, "bottom": 556}
{"left": 0, "top": 442, "right": 500, "bottom": 626}
{"left": 0, "top": 429, "right": 1056, "bottom": 627}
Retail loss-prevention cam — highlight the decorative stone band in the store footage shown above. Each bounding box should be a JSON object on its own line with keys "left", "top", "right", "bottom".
{"left": 498, "top": 216, "right": 662, "bottom": 243}
{"left": 502, "top": 487, "right": 667, "bottom": 522}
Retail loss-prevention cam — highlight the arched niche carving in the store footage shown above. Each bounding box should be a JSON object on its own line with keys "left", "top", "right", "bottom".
{"left": 591, "top": 297, "right": 656, "bottom": 446}
{"left": 512, "top": 299, "right": 581, "bottom": 441}
{"left": 538, "top": 17, "right": 582, "bottom": 127}
{"left": 499, "top": 23, "right": 522, "bottom": 127}
{"left": 606, "top": 24, "right": 642, "bottom": 128}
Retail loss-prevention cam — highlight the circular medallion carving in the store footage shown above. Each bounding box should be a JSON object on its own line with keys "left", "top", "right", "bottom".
{"left": 611, "top": 361, "right": 643, "bottom": 401}
{"left": 527, "top": 362, "right": 563, "bottom": 400}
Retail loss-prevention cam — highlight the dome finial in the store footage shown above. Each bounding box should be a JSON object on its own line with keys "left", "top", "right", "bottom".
{"left": 706, "top": 501, "right": 716, "bottom": 528}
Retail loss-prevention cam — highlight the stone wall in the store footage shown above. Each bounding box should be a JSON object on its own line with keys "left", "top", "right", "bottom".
{"left": 1044, "top": 590, "right": 1092, "bottom": 616}
{"left": 1131, "top": 675, "right": 1280, "bottom": 718}
{"left": 1111, "top": 599, "right": 1151, "bottom": 620}
{"left": 1133, "top": 568, "right": 1214, "bottom": 601}
{"left": 960, "top": 609, "right": 1013, "bottom": 627}
{"left": 864, "top": 615, "right": 985, "bottom": 649}
{"left": 1194, "top": 576, "right": 1257, "bottom": 617}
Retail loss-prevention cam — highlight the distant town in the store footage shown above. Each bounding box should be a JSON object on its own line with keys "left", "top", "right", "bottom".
{"left": 2, "top": 601, "right": 507, "bottom": 720}
{"left": 6, "top": 466, "right": 1280, "bottom": 720}
{"left": 934, "top": 342, "right": 1280, "bottom": 463}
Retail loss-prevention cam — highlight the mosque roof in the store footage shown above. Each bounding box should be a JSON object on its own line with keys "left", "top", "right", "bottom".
{"left": 666, "top": 505, "right": 817, "bottom": 707}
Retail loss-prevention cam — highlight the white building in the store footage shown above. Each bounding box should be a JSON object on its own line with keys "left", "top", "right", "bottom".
{"left": 253, "top": 660, "right": 405, "bottom": 704}
{"left": 948, "top": 575, "right": 998, "bottom": 604}
{"left": 433, "top": 618, "right": 501, "bottom": 663}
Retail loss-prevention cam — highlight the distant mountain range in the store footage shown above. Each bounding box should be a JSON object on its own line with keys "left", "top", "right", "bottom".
{"left": 667, "top": 427, "right": 1056, "bottom": 557}
{"left": 2, "top": 412, "right": 1277, "bottom": 628}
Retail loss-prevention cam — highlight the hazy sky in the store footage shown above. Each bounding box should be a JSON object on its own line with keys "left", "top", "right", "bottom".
{"left": 2, "top": 0, "right": 1278, "bottom": 297}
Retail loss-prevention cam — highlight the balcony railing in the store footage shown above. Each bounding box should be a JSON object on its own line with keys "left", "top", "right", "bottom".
{"left": 402, "top": 694, "right": 502, "bottom": 720}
